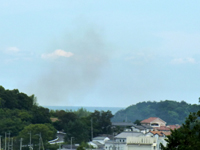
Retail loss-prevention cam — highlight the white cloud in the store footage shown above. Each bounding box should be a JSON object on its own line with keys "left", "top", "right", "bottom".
{"left": 171, "top": 57, "right": 196, "bottom": 64}
{"left": 6, "top": 47, "right": 20, "bottom": 53}
{"left": 124, "top": 52, "right": 154, "bottom": 65}
{"left": 41, "top": 49, "right": 74, "bottom": 59}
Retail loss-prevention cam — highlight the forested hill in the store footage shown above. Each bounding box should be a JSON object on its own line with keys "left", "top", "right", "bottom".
{"left": 0, "top": 85, "right": 52, "bottom": 136}
{"left": 112, "top": 100, "right": 200, "bottom": 125}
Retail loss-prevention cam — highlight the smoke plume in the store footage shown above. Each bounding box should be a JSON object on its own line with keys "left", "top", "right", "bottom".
{"left": 30, "top": 29, "right": 110, "bottom": 106}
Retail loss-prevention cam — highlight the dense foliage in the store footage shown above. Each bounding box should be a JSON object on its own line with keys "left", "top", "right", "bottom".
{"left": 161, "top": 110, "right": 200, "bottom": 150}
{"left": 0, "top": 86, "right": 56, "bottom": 150}
{"left": 50, "top": 109, "right": 114, "bottom": 143}
{"left": 112, "top": 100, "right": 200, "bottom": 125}
{"left": 0, "top": 85, "right": 114, "bottom": 148}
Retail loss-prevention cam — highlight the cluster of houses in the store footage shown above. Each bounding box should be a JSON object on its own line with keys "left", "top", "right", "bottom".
{"left": 88, "top": 117, "right": 180, "bottom": 150}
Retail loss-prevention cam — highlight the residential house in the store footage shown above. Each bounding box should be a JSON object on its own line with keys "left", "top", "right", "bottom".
{"left": 126, "top": 136, "right": 167, "bottom": 150}
{"left": 146, "top": 131, "right": 171, "bottom": 139}
{"left": 154, "top": 124, "right": 180, "bottom": 132}
{"left": 112, "top": 122, "right": 135, "bottom": 132}
{"left": 131, "top": 124, "right": 154, "bottom": 134}
{"left": 89, "top": 136, "right": 110, "bottom": 149}
{"left": 105, "top": 132, "right": 144, "bottom": 150}
{"left": 126, "top": 136, "right": 157, "bottom": 150}
{"left": 141, "top": 117, "right": 166, "bottom": 127}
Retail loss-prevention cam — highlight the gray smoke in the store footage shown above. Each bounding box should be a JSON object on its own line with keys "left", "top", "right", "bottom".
{"left": 30, "top": 29, "right": 111, "bottom": 105}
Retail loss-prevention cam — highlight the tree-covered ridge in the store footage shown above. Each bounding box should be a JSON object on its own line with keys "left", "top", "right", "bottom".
{"left": 0, "top": 85, "right": 51, "bottom": 136}
{"left": 0, "top": 86, "right": 35, "bottom": 109}
{"left": 0, "top": 85, "right": 114, "bottom": 148}
{"left": 112, "top": 100, "right": 200, "bottom": 125}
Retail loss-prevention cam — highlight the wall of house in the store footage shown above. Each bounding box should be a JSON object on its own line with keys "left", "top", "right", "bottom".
{"left": 131, "top": 127, "right": 140, "bottom": 132}
{"left": 105, "top": 143, "right": 126, "bottom": 150}
{"left": 127, "top": 144, "right": 156, "bottom": 150}
{"left": 115, "top": 138, "right": 126, "bottom": 143}
{"left": 151, "top": 119, "right": 166, "bottom": 127}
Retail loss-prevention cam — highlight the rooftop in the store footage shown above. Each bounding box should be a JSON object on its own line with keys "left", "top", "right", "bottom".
{"left": 141, "top": 117, "right": 159, "bottom": 123}
{"left": 112, "top": 122, "right": 134, "bottom": 126}
{"left": 115, "top": 131, "right": 144, "bottom": 139}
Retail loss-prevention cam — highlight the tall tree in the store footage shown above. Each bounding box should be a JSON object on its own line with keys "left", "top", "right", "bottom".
{"left": 161, "top": 110, "right": 200, "bottom": 149}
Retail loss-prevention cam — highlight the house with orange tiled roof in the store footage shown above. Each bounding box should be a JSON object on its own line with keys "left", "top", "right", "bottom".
{"left": 146, "top": 131, "right": 163, "bottom": 137}
{"left": 154, "top": 124, "right": 181, "bottom": 132}
{"left": 167, "top": 124, "right": 181, "bottom": 130}
{"left": 162, "top": 131, "right": 171, "bottom": 136}
{"left": 146, "top": 131, "right": 172, "bottom": 139}
{"left": 140, "top": 117, "right": 166, "bottom": 127}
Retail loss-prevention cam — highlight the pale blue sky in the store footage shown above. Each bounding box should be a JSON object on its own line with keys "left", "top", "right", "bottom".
{"left": 1, "top": 1, "right": 200, "bottom": 107}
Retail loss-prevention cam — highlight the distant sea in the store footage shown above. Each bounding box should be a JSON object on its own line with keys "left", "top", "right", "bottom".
{"left": 44, "top": 106, "right": 125, "bottom": 115}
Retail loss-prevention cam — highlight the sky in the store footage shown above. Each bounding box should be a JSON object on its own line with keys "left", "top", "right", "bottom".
{"left": 1, "top": 0, "right": 200, "bottom": 107}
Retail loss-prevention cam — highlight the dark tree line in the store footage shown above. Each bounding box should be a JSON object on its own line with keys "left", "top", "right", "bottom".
{"left": 0, "top": 85, "right": 114, "bottom": 146}
{"left": 50, "top": 109, "right": 113, "bottom": 143}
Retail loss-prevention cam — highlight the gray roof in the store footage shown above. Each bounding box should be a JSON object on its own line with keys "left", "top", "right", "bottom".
{"left": 112, "top": 122, "right": 134, "bottom": 126}
{"left": 132, "top": 125, "right": 146, "bottom": 130}
{"left": 115, "top": 132, "right": 144, "bottom": 139}
{"left": 105, "top": 140, "right": 115, "bottom": 144}
{"left": 141, "top": 124, "right": 154, "bottom": 129}
{"left": 92, "top": 141, "right": 104, "bottom": 146}
{"left": 93, "top": 136, "right": 108, "bottom": 140}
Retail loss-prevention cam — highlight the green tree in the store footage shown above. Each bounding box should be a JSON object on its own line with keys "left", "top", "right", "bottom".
{"left": 134, "top": 119, "right": 141, "bottom": 125}
{"left": 64, "top": 119, "right": 90, "bottom": 143}
{"left": 31, "top": 106, "right": 51, "bottom": 124}
{"left": 89, "top": 110, "right": 113, "bottom": 137}
{"left": 18, "top": 124, "right": 57, "bottom": 150}
{"left": 74, "top": 108, "right": 91, "bottom": 118}
{"left": 161, "top": 110, "right": 200, "bottom": 150}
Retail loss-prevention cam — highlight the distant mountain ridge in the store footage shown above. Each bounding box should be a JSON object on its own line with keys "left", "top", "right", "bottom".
{"left": 111, "top": 100, "right": 200, "bottom": 125}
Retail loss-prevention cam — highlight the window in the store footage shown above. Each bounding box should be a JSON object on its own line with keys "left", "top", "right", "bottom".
{"left": 151, "top": 123, "right": 159, "bottom": 127}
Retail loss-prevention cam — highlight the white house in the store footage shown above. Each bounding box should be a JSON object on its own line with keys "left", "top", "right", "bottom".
{"left": 131, "top": 125, "right": 154, "bottom": 134}
{"left": 105, "top": 132, "right": 144, "bottom": 150}
{"left": 89, "top": 136, "right": 110, "bottom": 149}
{"left": 126, "top": 136, "right": 167, "bottom": 150}
{"left": 126, "top": 136, "right": 157, "bottom": 150}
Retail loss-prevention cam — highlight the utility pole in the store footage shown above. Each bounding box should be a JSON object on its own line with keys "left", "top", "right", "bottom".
{"left": 11, "top": 138, "right": 13, "bottom": 150}
{"left": 28, "top": 132, "right": 32, "bottom": 149}
{"left": 0, "top": 135, "right": 2, "bottom": 150}
{"left": 20, "top": 138, "right": 23, "bottom": 150}
{"left": 8, "top": 132, "right": 10, "bottom": 150}
{"left": 5, "top": 132, "right": 7, "bottom": 150}
{"left": 91, "top": 118, "right": 93, "bottom": 141}
{"left": 38, "top": 133, "right": 41, "bottom": 150}
{"left": 70, "top": 137, "right": 74, "bottom": 150}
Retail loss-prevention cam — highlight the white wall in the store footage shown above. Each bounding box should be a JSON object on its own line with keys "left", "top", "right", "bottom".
{"left": 127, "top": 144, "right": 156, "bottom": 150}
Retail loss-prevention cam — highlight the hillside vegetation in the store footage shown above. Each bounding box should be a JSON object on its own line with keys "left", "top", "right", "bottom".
{"left": 0, "top": 86, "right": 53, "bottom": 135}
{"left": 0, "top": 85, "right": 114, "bottom": 149}
{"left": 0, "top": 85, "right": 58, "bottom": 150}
{"left": 112, "top": 100, "right": 200, "bottom": 125}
